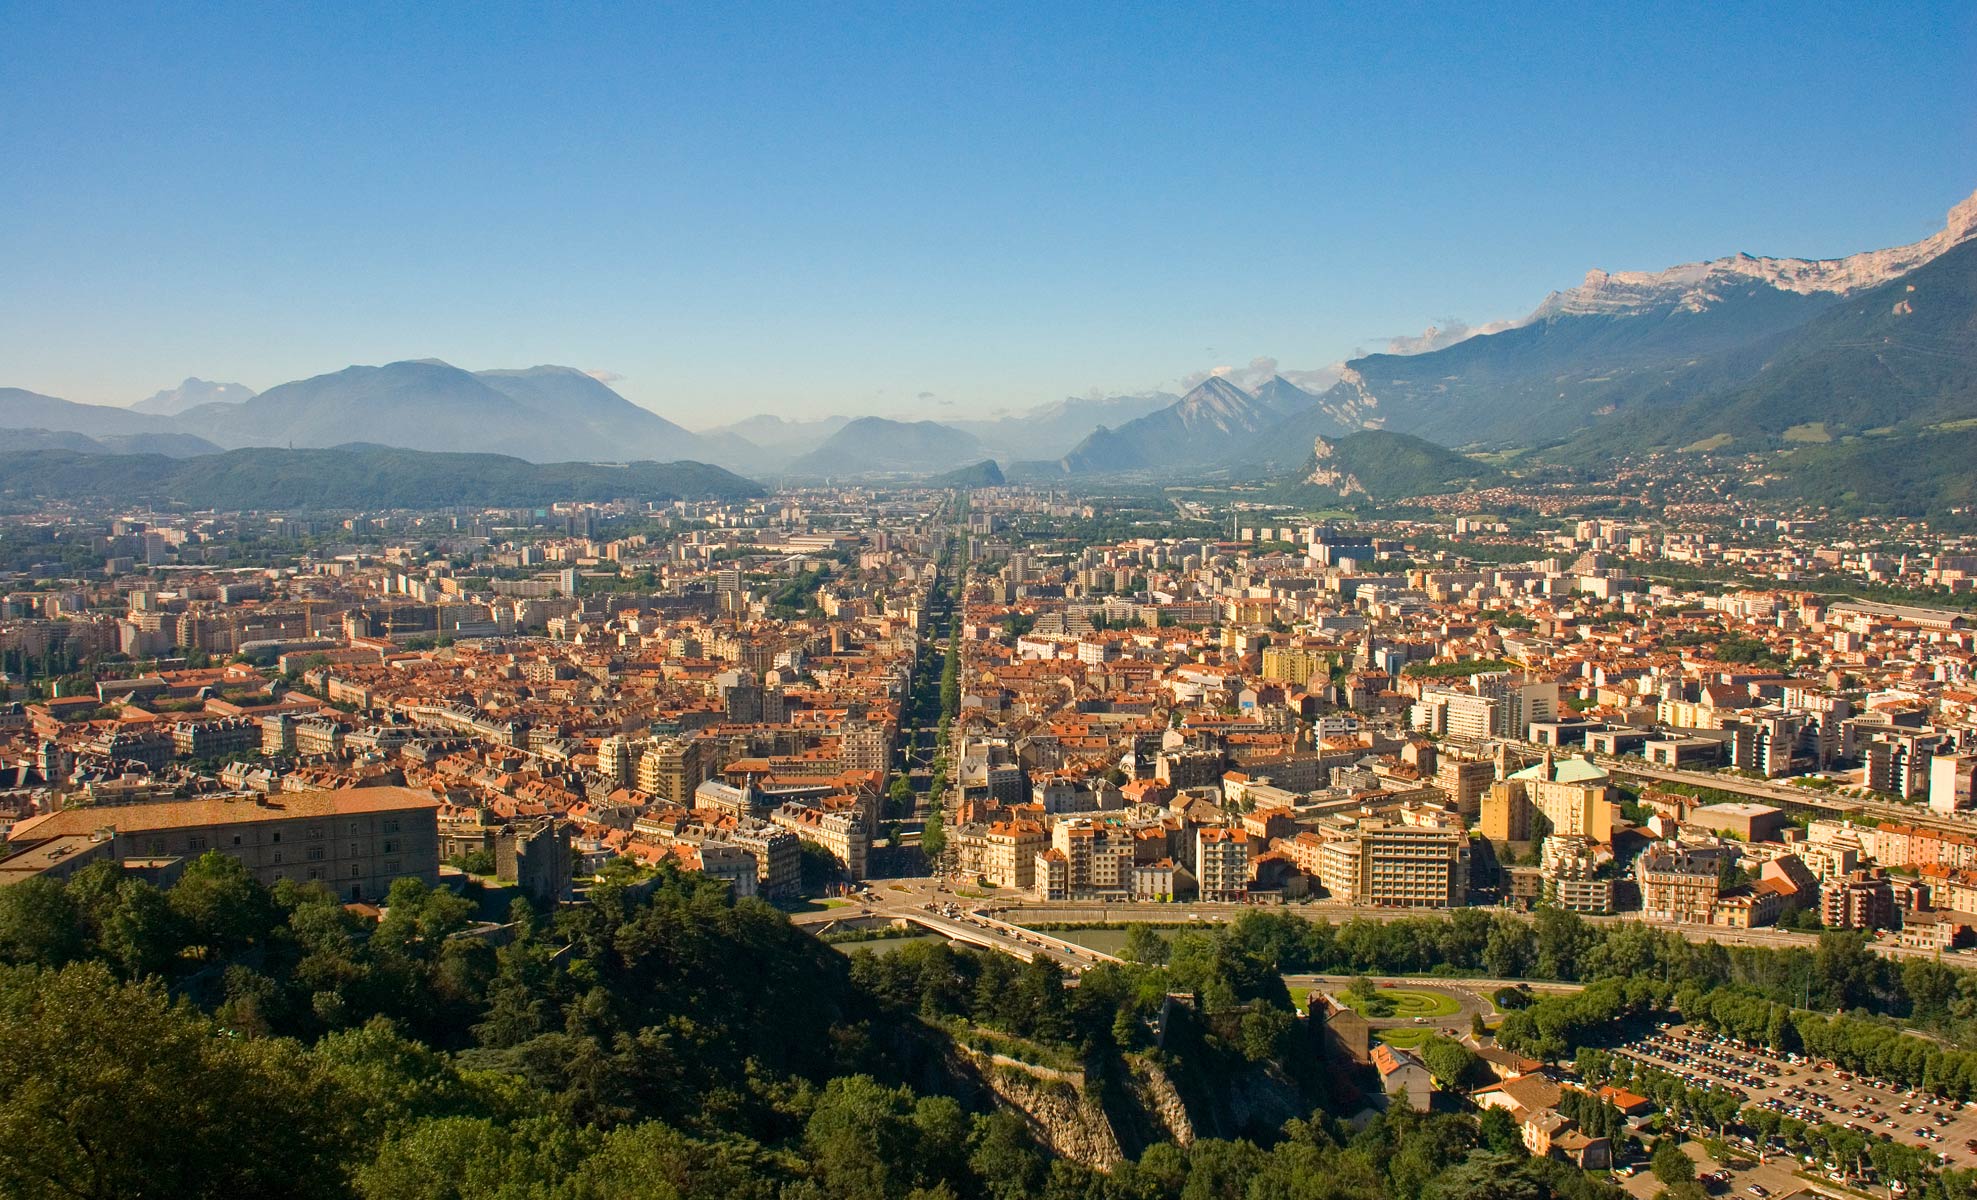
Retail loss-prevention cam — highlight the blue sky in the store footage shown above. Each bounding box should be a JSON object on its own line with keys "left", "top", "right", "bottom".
{"left": 4, "top": 2, "right": 1973, "bottom": 423}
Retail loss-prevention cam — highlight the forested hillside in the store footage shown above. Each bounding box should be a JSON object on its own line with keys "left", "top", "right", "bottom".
{"left": 0, "top": 446, "right": 760, "bottom": 509}
{"left": 11, "top": 857, "right": 1977, "bottom": 1199}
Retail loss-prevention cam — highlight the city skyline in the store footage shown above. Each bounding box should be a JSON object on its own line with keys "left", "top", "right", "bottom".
{"left": 4, "top": 3, "right": 1974, "bottom": 420}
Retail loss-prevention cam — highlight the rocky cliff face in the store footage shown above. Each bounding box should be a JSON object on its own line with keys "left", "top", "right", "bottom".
{"left": 1529, "top": 187, "right": 1977, "bottom": 319}
{"left": 976, "top": 1057, "right": 1125, "bottom": 1168}
{"left": 1302, "top": 436, "right": 1368, "bottom": 498}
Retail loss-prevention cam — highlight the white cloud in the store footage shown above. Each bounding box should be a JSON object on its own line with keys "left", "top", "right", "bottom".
{"left": 585, "top": 369, "right": 626, "bottom": 384}
{"left": 1377, "top": 318, "right": 1515, "bottom": 357}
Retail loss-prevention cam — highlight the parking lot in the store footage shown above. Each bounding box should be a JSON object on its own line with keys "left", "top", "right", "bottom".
{"left": 1616, "top": 1141, "right": 1802, "bottom": 1200}
{"left": 1609, "top": 1023, "right": 1977, "bottom": 1193}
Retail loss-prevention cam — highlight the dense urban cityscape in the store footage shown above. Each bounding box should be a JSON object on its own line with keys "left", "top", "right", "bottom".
{"left": 8, "top": 5, "right": 1977, "bottom": 1200}
{"left": 6, "top": 459, "right": 1977, "bottom": 1198}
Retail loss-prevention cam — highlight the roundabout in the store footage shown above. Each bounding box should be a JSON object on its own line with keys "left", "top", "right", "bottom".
{"left": 1375, "top": 986, "right": 1463, "bottom": 1021}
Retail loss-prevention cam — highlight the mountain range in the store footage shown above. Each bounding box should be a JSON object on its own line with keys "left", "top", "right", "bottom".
{"left": 1312, "top": 187, "right": 1977, "bottom": 453}
{"left": 0, "top": 427, "right": 224, "bottom": 458}
{"left": 131, "top": 378, "right": 256, "bottom": 416}
{"left": 1271, "top": 431, "right": 1503, "bottom": 505}
{"left": 6, "top": 185, "right": 1974, "bottom": 489}
{"left": 783, "top": 417, "right": 992, "bottom": 477}
{"left": 1057, "top": 375, "right": 1327, "bottom": 473}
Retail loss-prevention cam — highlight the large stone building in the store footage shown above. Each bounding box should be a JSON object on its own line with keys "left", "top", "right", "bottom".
{"left": 496, "top": 817, "right": 573, "bottom": 906}
{"left": 5, "top": 786, "right": 441, "bottom": 902}
{"left": 770, "top": 803, "right": 869, "bottom": 878}
{"left": 983, "top": 820, "right": 1046, "bottom": 889}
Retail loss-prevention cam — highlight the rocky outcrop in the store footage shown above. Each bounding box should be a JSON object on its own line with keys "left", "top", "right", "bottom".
{"left": 1137, "top": 1060, "right": 1194, "bottom": 1145}
{"left": 1302, "top": 437, "right": 1368, "bottom": 498}
{"left": 976, "top": 1056, "right": 1124, "bottom": 1169}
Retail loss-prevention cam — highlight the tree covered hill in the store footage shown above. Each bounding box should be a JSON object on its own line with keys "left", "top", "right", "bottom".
{"left": 13, "top": 847, "right": 1977, "bottom": 1198}
{"left": 1747, "top": 426, "right": 1977, "bottom": 521}
{"left": 1270, "top": 430, "right": 1504, "bottom": 505}
{"left": 0, "top": 444, "right": 762, "bottom": 509}
{"left": 926, "top": 459, "right": 1006, "bottom": 488}
{"left": 1555, "top": 234, "right": 1977, "bottom": 459}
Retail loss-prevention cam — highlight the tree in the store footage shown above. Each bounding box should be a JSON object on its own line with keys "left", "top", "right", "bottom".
{"left": 94, "top": 878, "right": 185, "bottom": 979}
{"left": 803, "top": 1075, "right": 921, "bottom": 1200}
{"left": 1483, "top": 917, "right": 1535, "bottom": 980}
{"left": 1420, "top": 1035, "right": 1478, "bottom": 1090}
{"left": 1120, "top": 924, "right": 1170, "bottom": 965}
{"left": 169, "top": 851, "right": 280, "bottom": 957}
{"left": 1422, "top": 1154, "right": 1541, "bottom": 1200}
{"left": 799, "top": 841, "right": 843, "bottom": 895}
{"left": 0, "top": 961, "right": 348, "bottom": 1200}
{"left": 376, "top": 877, "right": 474, "bottom": 958}
{"left": 0, "top": 877, "right": 84, "bottom": 967}
{"left": 888, "top": 774, "right": 916, "bottom": 818}
{"left": 921, "top": 807, "right": 947, "bottom": 864}
{"left": 1651, "top": 1137, "right": 1695, "bottom": 1187}
{"left": 571, "top": 1121, "right": 782, "bottom": 1200}
{"left": 448, "top": 848, "right": 497, "bottom": 876}
{"left": 969, "top": 1112, "right": 1047, "bottom": 1200}
{"left": 1478, "top": 1105, "right": 1524, "bottom": 1156}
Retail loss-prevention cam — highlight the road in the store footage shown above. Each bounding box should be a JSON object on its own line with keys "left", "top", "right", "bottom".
{"left": 1595, "top": 756, "right": 1973, "bottom": 837}
{"left": 791, "top": 876, "right": 1122, "bottom": 970}
{"left": 796, "top": 877, "right": 1977, "bottom": 971}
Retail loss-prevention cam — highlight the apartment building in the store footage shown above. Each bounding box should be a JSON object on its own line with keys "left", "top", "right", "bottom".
{"left": 1931, "top": 754, "right": 1977, "bottom": 815}
{"left": 1411, "top": 689, "right": 1498, "bottom": 740}
{"left": 770, "top": 802, "right": 868, "bottom": 878}
{"left": 1048, "top": 818, "right": 1134, "bottom": 901}
{"left": 1820, "top": 869, "right": 1897, "bottom": 931}
{"left": 5, "top": 785, "right": 441, "bottom": 902}
{"left": 719, "top": 822, "right": 800, "bottom": 897}
{"left": 1435, "top": 757, "right": 1497, "bottom": 820}
{"left": 637, "top": 738, "right": 705, "bottom": 805}
{"left": 1261, "top": 646, "right": 1328, "bottom": 686}
{"left": 1035, "top": 848, "right": 1069, "bottom": 901}
{"left": 1863, "top": 732, "right": 1943, "bottom": 800}
{"left": 1481, "top": 754, "right": 1617, "bottom": 844}
{"left": 1473, "top": 674, "right": 1559, "bottom": 740}
{"left": 983, "top": 820, "right": 1045, "bottom": 889}
{"left": 838, "top": 724, "right": 890, "bottom": 774}
{"left": 1727, "top": 713, "right": 1806, "bottom": 779}
{"left": 1313, "top": 818, "right": 1465, "bottom": 908}
{"left": 172, "top": 717, "right": 262, "bottom": 760}
{"left": 1635, "top": 845, "right": 1725, "bottom": 925}
{"left": 1196, "top": 827, "right": 1253, "bottom": 902}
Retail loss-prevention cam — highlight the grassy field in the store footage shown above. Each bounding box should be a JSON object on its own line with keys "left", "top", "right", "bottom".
{"left": 1378, "top": 986, "right": 1462, "bottom": 1019}
{"left": 1376, "top": 1028, "right": 1433, "bottom": 1050}
{"left": 773, "top": 896, "right": 853, "bottom": 914}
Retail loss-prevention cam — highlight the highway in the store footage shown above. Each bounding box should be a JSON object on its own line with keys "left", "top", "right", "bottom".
{"left": 1593, "top": 754, "right": 1969, "bottom": 835}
